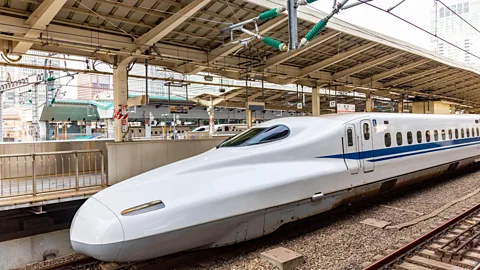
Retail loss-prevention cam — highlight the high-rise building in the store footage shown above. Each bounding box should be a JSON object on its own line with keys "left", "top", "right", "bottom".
{"left": 77, "top": 73, "right": 111, "bottom": 100}
{"left": 430, "top": 0, "right": 480, "bottom": 67}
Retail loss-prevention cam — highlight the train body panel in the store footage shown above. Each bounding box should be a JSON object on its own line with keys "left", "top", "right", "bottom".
{"left": 71, "top": 113, "right": 480, "bottom": 262}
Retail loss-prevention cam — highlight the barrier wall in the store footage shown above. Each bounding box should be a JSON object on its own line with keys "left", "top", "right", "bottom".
{"left": 106, "top": 138, "right": 227, "bottom": 185}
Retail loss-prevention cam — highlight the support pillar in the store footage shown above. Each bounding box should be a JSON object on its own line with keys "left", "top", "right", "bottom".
{"left": 397, "top": 96, "right": 404, "bottom": 113}
{"left": 85, "top": 121, "right": 92, "bottom": 136}
{"left": 365, "top": 93, "right": 373, "bottom": 112}
{"left": 113, "top": 57, "right": 130, "bottom": 142}
{"left": 311, "top": 86, "right": 320, "bottom": 116}
{"left": 0, "top": 92, "right": 3, "bottom": 142}
{"left": 451, "top": 104, "right": 456, "bottom": 114}
{"left": 145, "top": 112, "right": 152, "bottom": 139}
{"left": 246, "top": 110, "right": 252, "bottom": 128}
{"left": 209, "top": 96, "right": 215, "bottom": 136}
{"left": 106, "top": 119, "right": 114, "bottom": 138}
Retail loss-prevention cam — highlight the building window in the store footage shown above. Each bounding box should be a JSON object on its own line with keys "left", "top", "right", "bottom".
{"left": 464, "top": 2, "right": 469, "bottom": 13}
{"left": 458, "top": 3, "right": 463, "bottom": 13}
{"left": 396, "top": 132, "right": 403, "bottom": 146}
{"left": 385, "top": 133, "right": 392, "bottom": 147}
{"left": 417, "top": 131, "right": 422, "bottom": 143}
{"left": 440, "top": 7, "right": 445, "bottom": 17}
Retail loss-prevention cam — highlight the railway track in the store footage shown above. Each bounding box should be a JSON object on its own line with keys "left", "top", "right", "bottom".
{"left": 364, "top": 202, "right": 480, "bottom": 270}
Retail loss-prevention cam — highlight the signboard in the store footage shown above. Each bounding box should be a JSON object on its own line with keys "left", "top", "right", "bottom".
{"left": 296, "top": 103, "right": 303, "bottom": 110}
{"left": 337, "top": 103, "right": 355, "bottom": 113}
{"left": 169, "top": 105, "right": 189, "bottom": 114}
{"left": 329, "top": 101, "right": 336, "bottom": 108}
{"left": 0, "top": 73, "right": 45, "bottom": 91}
{"left": 247, "top": 102, "right": 265, "bottom": 111}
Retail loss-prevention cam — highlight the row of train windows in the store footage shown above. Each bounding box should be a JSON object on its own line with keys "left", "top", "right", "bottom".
{"left": 384, "top": 127, "right": 480, "bottom": 147}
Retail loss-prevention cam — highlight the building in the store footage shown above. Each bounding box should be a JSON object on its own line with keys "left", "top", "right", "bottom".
{"left": 430, "top": 0, "right": 480, "bottom": 67}
{"left": 77, "top": 73, "right": 111, "bottom": 100}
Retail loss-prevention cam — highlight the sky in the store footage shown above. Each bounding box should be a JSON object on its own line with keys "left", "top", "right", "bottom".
{"left": 311, "top": 0, "right": 453, "bottom": 49}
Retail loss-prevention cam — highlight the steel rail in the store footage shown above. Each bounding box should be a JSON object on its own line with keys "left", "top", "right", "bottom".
{"left": 364, "top": 201, "right": 480, "bottom": 269}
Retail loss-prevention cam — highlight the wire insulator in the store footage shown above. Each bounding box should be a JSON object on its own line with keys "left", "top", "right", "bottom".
{"left": 258, "top": 8, "right": 280, "bottom": 21}
{"left": 305, "top": 19, "right": 327, "bottom": 42}
{"left": 262, "top": 36, "right": 287, "bottom": 51}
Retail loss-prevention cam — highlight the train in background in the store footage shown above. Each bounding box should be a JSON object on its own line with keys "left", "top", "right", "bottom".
{"left": 71, "top": 113, "right": 480, "bottom": 262}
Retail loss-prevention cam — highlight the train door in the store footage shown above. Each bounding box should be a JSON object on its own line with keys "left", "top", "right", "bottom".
{"left": 344, "top": 124, "right": 359, "bottom": 174}
{"left": 360, "top": 120, "right": 375, "bottom": 173}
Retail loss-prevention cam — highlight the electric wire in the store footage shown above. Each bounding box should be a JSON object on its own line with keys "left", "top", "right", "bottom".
{"left": 436, "top": 0, "right": 480, "bottom": 35}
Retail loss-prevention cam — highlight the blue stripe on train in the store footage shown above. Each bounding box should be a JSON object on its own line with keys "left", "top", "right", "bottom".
{"left": 317, "top": 136, "right": 480, "bottom": 162}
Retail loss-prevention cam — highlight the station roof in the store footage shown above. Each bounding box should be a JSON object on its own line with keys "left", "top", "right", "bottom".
{"left": 0, "top": 0, "right": 479, "bottom": 110}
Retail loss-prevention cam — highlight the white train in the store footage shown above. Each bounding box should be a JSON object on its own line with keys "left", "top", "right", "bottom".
{"left": 70, "top": 113, "right": 480, "bottom": 262}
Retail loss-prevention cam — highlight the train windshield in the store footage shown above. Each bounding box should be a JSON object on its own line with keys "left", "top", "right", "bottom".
{"left": 218, "top": 125, "right": 290, "bottom": 148}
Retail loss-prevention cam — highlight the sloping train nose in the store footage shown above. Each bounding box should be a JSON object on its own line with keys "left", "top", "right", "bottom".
{"left": 70, "top": 197, "right": 124, "bottom": 262}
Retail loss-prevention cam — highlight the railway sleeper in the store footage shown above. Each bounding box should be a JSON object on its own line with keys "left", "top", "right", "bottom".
{"left": 395, "top": 261, "right": 431, "bottom": 270}
{"left": 417, "top": 249, "right": 478, "bottom": 268}
{"left": 405, "top": 255, "right": 469, "bottom": 270}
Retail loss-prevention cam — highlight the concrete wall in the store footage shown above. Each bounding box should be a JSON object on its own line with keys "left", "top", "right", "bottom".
{"left": 412, "top": 101, "right": 452, "bottom": 114}
{"left": 106, "top": 137, "right": 227, "bottom": 185}
{"left": 0, "top": 229, "right": 73, "bottom": 269}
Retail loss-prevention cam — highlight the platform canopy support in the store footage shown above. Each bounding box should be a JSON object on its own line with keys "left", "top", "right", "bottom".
{"left": 312, "top": 85, "right": 320, "bottom": 116}
{"left": 365, "top": 93, "right": 373, "bottom": 112}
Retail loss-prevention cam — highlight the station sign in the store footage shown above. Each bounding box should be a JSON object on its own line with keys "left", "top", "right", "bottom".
{"left": 337, "top": 103, "right": 355, "bottom": 113}
{"left": 169, "top": 105, "right": 189, "bottom": 114}
{"left": 296, "top": 103, "right": 303, "bottom": 109}
{"left": 329, "top": 101, "right": 336, "bottom": 108}
{"left": 247, "top": 102, "right": 265, "bottom": 111}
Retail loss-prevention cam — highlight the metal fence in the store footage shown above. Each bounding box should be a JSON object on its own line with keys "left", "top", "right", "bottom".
{"left": 0, "top": 150, "right": 105, "bottom": 198}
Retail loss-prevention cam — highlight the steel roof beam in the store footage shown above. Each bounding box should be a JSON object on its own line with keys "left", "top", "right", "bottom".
{"left": 332, "top": 51, "right": 405, "bottom": 80}
{"left": 263, "top": 31, "right": 341, "bottom": 70}
{"left": 265, "top": 93, "right": 285, "bottom": 102}
{"left": 361, "top": 59, "right": 430, "bottom": 85}
{"left": 298, "top": 43, "right": 377, "bottom": 78}
{"left": 444, "top": 78, "right": 479, "bottom": 95}
{"left": 134, "top": 0, "right": 212, "bottom": 48}
{"left": 212, "top": 88, "right": 245, "bottom": 105}
{"left": 433, "top": 78, "right": 478, "bottom": 94}
{"left": 407, "top": 71, "right": 463, "bottom": 91}
{"left": 186, "top": 16, "right": 288, "bottom": 74}
{"left": 383, "top": 67, "right": 449, "bottom": 87}
{"left": 13, "top": 0, "right": 67, "bottom": 54}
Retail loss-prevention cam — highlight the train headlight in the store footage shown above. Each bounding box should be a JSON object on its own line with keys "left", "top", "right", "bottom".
{"left": 121, "top": 200, "right": 165, "bottom": 216}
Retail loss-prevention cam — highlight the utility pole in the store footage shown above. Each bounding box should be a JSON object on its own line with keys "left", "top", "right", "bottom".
{"left": 287, "top": 0, "right": 298, "bottom": 50}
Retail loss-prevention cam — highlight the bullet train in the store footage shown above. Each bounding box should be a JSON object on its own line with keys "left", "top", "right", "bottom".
{"left": 70, "top": 113, "right": 480, "bottom": 262}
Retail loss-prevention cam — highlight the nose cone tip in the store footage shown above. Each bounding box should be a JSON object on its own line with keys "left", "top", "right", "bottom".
{"left": 70, "top": 198, "right": 124, "bottom": 262}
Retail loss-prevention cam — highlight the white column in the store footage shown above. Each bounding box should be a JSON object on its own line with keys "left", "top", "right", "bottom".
{"left": 113, "top": 57, "right": 130, "bottom": 142}
{"left": 312, "top": 86, "right": 320, "bottom": 116}
{"left": 209, "top": 96, "right": 215, "bottom": 136}
{"left": 85, "top": 121, "right": 92, "bottom": 135}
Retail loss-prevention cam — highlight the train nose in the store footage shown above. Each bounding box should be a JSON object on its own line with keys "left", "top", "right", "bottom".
{"left": 70, "top": 197, "right": 124, "bottom": 261}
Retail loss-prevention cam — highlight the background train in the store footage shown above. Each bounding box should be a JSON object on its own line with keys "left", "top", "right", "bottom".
{"left": 70, "top": 113, "right": 480, "bottom": 262}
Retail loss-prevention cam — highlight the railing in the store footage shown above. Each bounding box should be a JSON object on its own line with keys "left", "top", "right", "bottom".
{"left": 0, "top": 150, "right": 105, "bottom": 198}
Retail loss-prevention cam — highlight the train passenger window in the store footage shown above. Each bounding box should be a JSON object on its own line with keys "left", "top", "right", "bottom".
{"left": 467, "top": 128, "right": 470, "bottom": 138}
{"left": 385, "top": 133, "right": 392, "bottom": 147}
{"left": 461, "top": 128, "right": 465, "bottom": 138}
{"left": 477, "top": 128, "right": 479, "bottom": 137}
{"left": 218, "top": 125, "right": 290, "bottom": 148}
{"left": 407, "top": 131, "right": 413, "bottom": 144}
{"left": 455, "top": 129, "right": 459, "bottom": 139}
{"left": 347, "top": 129, "right": 354, "bottom": 146}
{"left": 448, "top": 129, "right": 453, "bottom": 140}
{"left": 434, "top": 130, "right": 439, "bottom": 141}
{"left": 396, "top": 132, "right": 403, "bottom": 146}
{"left": 417, "top": 131, "right": 422, "bottom": 143}
{"left": 441, "top": 129, "right": 446, "bottom": 140}
{"left": 472, "top": 128, "right": 475, "bottom": 137}
{"left": 225, "top": 126, "right": 230, "bottom": 132}
{"left": 425, "top": 130, "right": 431, "bottom": 142}
{"left": 363, "top": 123, "right": 370, "bottom": 140}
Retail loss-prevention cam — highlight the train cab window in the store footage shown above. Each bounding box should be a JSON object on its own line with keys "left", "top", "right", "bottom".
{"left": 385, "top": 133, "right": 392, "bottom": 147}
{"left": 218, "top": 125, "right": 290, "bottom": 148}
{"left": 396, "top": 132, "right": 403, "bottom": 146}
{"left": 347, "top": 129, "right": 354, "bottom": 146}
{"left": 467, "top": 128, "right": 470, "bottom": 138}
{"left": 425, "top": 130, "right": 431, "bottom": 142}
{"left": 417, "top": 131, "right": 422, "bottom": 143}
{"left": 448, "top": 129, "right": 453, "bottom": 140}
{"left": 441, "top": 129, "right": 446, "bottom": 140}
{"left": 461, "top": 128, "right": 465, "bottom": 138}
{"left": 455, "top": 129, "right": 459, "bottom": 139}
{"left": 407, "top": 131, "right": 413, "bottom": 144}
{"left": 363, "top": 123, "right": 370, "bottom": 140}
{"left": 434, "top": 130, "right": 439, "bottom": 141}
